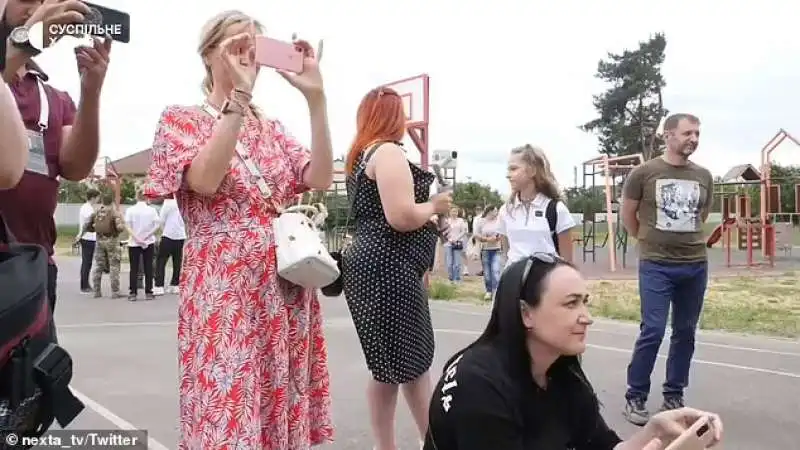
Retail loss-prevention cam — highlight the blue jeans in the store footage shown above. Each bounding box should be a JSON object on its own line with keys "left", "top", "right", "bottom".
{"left": 626, "top": 260, "right": 708, "bottom": 401}
{"left": 481, "top": 249, "right": 501, "bottom": 293}
{"left": 444, "top": 245, "right": 463, "bottom": 281}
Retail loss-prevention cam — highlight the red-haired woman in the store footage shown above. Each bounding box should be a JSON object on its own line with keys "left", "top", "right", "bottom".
{"left": 342, "top": 87, "right": 452, "bottom": 449}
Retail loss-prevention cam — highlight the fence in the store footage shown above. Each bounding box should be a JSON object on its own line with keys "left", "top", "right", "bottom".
{"left": 55, "top": 203, "right": 135, "bottom": 227}
{"left": 54, "top": 203, "right": 725, "bottom": 229}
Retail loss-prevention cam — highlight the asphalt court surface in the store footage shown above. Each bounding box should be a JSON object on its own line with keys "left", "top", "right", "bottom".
{"left": 45, "top": 257, "right": 800, "bottom": 449}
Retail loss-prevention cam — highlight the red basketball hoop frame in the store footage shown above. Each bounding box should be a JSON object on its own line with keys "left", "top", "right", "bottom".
{"left": 381, "top": 73, "right": 430, "bottom": 169}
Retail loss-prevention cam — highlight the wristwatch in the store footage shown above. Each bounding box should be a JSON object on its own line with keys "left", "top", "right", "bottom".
{"left": 9, "top": 26, "right": 41, "bottom": 56}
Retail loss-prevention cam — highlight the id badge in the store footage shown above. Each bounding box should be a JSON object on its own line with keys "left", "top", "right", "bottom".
{"left": 25, "top": 130, "right": 50, "bottom": 176}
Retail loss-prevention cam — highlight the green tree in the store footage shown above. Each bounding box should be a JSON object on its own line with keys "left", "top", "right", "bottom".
{"left": 563, "top": 186, "right": 606, "bottom": 215}
{"left": 58, "top": 180, "right": 88, "bottom": 203}
{"left": 453, "top": 181, "right": 503, "bottom": 213}
{"left": 119, "top": 177, "right": 137, "bottom": 204}
{"left": 581, "top": 33, "right": 668, "bottom": 160}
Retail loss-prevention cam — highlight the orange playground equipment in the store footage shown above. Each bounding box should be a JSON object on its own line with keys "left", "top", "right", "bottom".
{"left": 580, "top": 154, "right": 643, "bottom": 272}
{"left": 707, "top": 193, "right": 774, "bottom": 268}
{"left": 759, "top": 129, "right": 800, "bottom": 257}
{"left": 706, "top": 129, "right": 800, "bottom": 268}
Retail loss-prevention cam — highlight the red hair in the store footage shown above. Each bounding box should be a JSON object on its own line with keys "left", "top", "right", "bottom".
{"left": 346, "top": 87, "right": 406, "bottom": 175}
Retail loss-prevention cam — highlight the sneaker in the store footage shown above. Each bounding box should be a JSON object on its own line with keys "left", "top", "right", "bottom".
{"left": 111, "top": 292, "right": 122, "bottom": 299}
{"left": 153, "top": 286, "right": 165, "bottom": 296}
{"left": 81, "top": 288, "right": 93, "bottom": 293}
{"left": 145, "top": 293, "right": 155, "bottom": 301}
{"left": 660, "top": 395, "right": 684, "bottom": 411}
{"left": 168, "top": 285, "right": 180, "bottom": 295}
{"left": 128, "top": 293, "right": 137, "bottom": 302}
{"left": 623, "top": 397, "right": 649, "bottom": 426}
{"left": 93, "top": 292, "right": 102, "bottom": 298}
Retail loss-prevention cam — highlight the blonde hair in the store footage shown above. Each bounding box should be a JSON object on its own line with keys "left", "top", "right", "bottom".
{"left": 505, "top": 144, "right": 561, "bottom": 215}
{"left": 198, "top": 10, "right": 264, "bottom": 103}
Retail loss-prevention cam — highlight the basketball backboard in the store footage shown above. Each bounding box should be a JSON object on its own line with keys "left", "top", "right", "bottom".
{"left": 329, "top": 158, "right": 347, "bottom": 194}
{"left": 382, "top": 74, "right": 429, "bottom": 128}
{"left": 92, "top": 157, "right": 107, "bottom": 178}
{"left": 332, "top": 159, "right": 346, "bottom": 184}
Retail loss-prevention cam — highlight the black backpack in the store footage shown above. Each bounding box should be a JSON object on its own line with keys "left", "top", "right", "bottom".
{"left": 0, "top": 214, "right": 84, "bottom": 446}
{"left": 545, "top": 199, "right": 560, "bottom": 255}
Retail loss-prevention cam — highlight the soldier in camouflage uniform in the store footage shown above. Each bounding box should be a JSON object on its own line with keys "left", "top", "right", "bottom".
{"left": 84, "top": 193, "right": 125, "bottom": 298}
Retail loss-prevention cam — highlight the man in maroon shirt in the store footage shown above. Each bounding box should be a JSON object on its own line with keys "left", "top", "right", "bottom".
{"left": 0, "top": 0, "right": 112, "bottom": 312}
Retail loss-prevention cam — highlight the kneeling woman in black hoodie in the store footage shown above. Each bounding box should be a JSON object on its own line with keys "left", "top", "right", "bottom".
{"left": 424, "top": 253, "right": 724, "bottom": 450}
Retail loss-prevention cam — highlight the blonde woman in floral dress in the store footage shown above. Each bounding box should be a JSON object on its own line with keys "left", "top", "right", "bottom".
{"left": 144, "top": 11, "right": 335, "bottom": 450}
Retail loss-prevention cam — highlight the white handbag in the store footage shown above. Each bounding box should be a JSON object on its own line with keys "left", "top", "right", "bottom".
{"left": 273, "top": 203, "right": 340, "bottom": 289}
{"left": 200, "top": 102, "right": 340, "bottom": 289}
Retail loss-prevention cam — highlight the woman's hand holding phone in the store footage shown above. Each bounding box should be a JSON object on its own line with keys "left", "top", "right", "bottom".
{"left": 277, "top": 35, "right": 325, "bottom": 101}
{"left": 220, "top": 33, "right": 257, "bottom": 93}
{"left": 430, "top": 192, "right": 452, "bottom": 215}
{"left": 647, "top": 407, "right": 723, "bottom": 448}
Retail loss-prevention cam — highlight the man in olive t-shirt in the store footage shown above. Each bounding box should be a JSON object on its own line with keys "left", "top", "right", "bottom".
{"left": 619, "top": 113, "right": 714, "bottom": 426}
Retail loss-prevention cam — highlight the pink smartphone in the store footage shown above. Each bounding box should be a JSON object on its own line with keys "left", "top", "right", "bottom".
{"left": 664, "top": 416, "right": 715, "bottom": 450}
{"left": 254, "top": 36, "right": 304, "bottom": 73}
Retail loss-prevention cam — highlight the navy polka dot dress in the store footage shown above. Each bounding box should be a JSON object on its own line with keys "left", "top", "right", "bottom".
{"left": 342, "top": 151, "right": 438, "bottom": 384}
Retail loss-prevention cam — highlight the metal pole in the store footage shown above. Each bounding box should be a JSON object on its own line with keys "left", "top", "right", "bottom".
{"left": 603, "top": 157, "right": 616, "bottom": 272}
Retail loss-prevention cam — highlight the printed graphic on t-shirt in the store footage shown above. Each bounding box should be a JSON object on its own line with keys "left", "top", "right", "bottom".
{"left": 655, "top": 178, "right": 701, "bottom": 232}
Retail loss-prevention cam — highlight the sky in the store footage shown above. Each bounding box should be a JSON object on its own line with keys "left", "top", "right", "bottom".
{"left": 33, "top": 0, "right": 800, "bottom": 195}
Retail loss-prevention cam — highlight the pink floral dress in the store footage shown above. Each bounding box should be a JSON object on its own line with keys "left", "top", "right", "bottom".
{"left": 143, "top": 105, "right": 334, "bottom": 450}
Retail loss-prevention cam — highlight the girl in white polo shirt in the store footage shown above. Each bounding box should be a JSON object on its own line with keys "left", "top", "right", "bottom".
{"left": 497, "top": 144, "right": 576, "bottom": 267}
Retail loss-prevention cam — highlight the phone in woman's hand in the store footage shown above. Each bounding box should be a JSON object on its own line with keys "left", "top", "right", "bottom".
{"left": 664, "top": 416, "right": 715, "bottom": 450}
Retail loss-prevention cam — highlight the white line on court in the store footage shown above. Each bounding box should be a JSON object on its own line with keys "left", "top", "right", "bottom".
{"left": 59, "top": 319, "right": 800, "bottom": 358}
{"left": 70, "top": 321, "right": 795, "bottom": 376}
{"left": 430, "top": 305, "right": 800, "bottom": 354}
{"left": 58, "top": 321, "right": 174, "bottom": 329}
{"left": 434, "top": 328, "right": 800, "bottom": 379}
{"left": 70, "top": 387, "right": 171, "bottom": 450}
{"left": 58, "top": 314, "right": 800, "bottom": 360}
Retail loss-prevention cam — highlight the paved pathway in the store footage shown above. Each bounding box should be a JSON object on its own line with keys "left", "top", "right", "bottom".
{"left": 43, "top": 257, "right": 800, "bottom": 449}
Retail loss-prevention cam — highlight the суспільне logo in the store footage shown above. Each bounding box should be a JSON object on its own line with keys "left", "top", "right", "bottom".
{"left": 24, "top": 9, "right": 122, "bottom": 51}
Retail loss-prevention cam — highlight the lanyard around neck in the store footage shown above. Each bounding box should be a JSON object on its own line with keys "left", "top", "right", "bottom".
{"left": 35, "top": 77, "right": 49, "bottom": 131}
{"left": 199, "top": 101, "right": 272, "bottom": 199}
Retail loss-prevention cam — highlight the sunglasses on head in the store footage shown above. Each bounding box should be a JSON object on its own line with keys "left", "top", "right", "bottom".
{"left": 518, "top": 252, "right": 565, "bottom": 300}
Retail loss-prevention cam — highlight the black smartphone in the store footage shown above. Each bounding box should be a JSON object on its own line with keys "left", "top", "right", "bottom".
{"left": 0, "top": 23, "right": 8, "bottom": 71}
{"left": 80, "top": 2, "right": 130, "bottom": 43}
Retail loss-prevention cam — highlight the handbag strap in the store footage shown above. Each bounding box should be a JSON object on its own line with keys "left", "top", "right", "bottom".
{"left": 341, "top": 141, "right": 391, "bottom": 234}
{"left": 0, "top": 213, "right": 17, "bottom": 244}
{"left": 199, "top": 102, "right": 273, "bottom": 199}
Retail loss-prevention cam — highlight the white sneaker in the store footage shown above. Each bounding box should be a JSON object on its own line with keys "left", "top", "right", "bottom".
{"left": 153, "top": 287, "right": 165, "bottom": 296}
{"left": 168, "top": 285, "right": 180, "bottom": 295}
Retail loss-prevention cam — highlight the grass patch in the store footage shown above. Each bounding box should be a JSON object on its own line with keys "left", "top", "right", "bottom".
{"left": 432, "top": 275, "right": 800, "bottom": 337}
{"left": 428, "top": 279, "right": 459, "bottom": 300}
{"left": 56, "top": 225, "right": 80, "bottom": 255}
